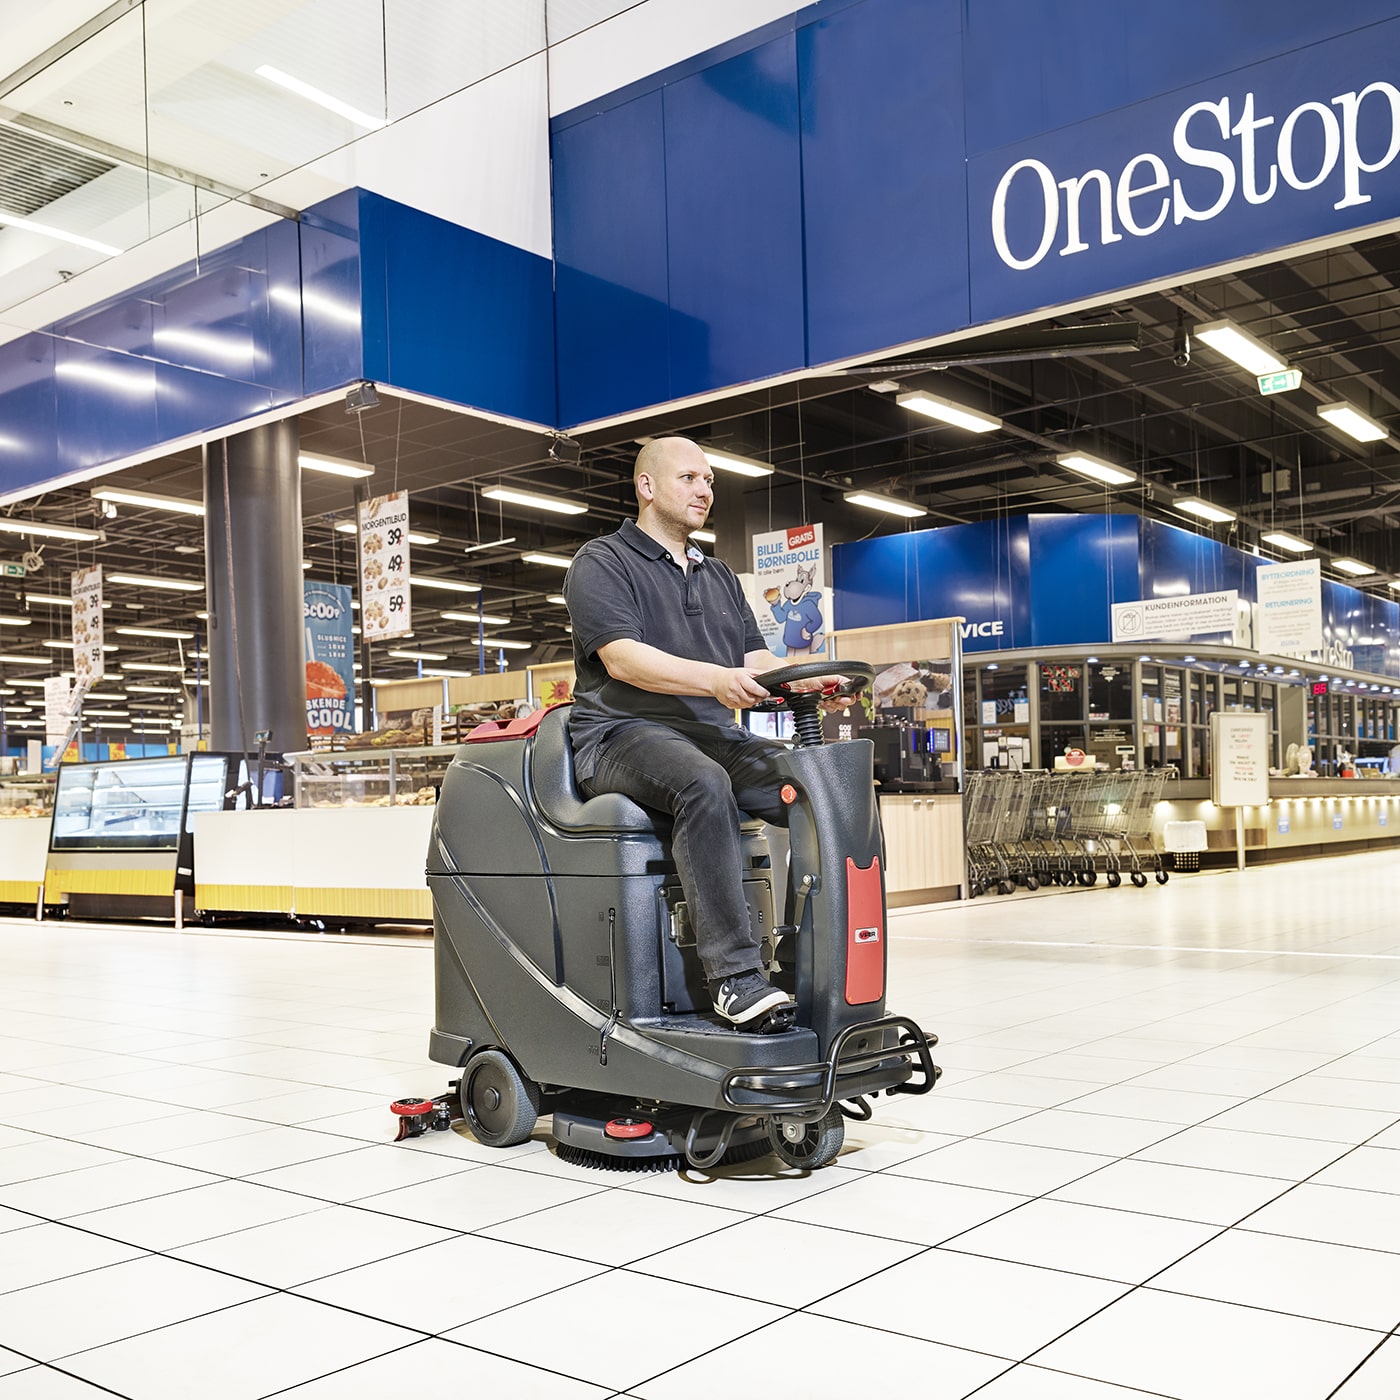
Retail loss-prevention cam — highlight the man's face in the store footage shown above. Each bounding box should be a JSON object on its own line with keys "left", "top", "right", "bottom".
{"left": 645, "top": 449, "right": 714, "bottom": 537}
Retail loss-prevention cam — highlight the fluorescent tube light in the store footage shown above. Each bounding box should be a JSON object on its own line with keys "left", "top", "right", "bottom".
{"left": 408, "top": 576, "right": 480, "bottom": 593}
{"left": 388, "top": 649, "right": 448, "bottom": 661}
{"left": 441, "top": 612, "right": 510, "bottom": 626}
{"left": 482, "top": 638, "right": 533, "bottom": 650}
{"left": 0, "top": 616, "right": 29, "bottom": 626}
{"left": 0, "top": 655, "right": 48, "bottom": 666}
{"left": 0, "top": 517, "right": 100, "bottom": 542}
{"left": 702, "top": 450, "right": 773, "bottom": 478}
{"left": 299, "top": 453, "right": 374, "bottom": 478}
{"left": 43, "top": 640, "right": 118, "bottom": 651}
{"left": 107, "top": 573, "right": 203, "bottom": 592}
{"left": 897, "top": 390, "right": 1002, "bottom": 433}
{"left": 521, "top": 552, "right": 574, "bottom": 569}
{"left": 115, "top": 627, "right": 195, "bottom": 640}
{"left": 481, "top": 485, "right": 587, "bottom": 516}
{"left": 419, "top": 667, "right": 476, "bottom": 677}
{"left": 462, "top": 537, "right": 516, "bottom": 555}
{"left": 1194, "top": 319, "right": 1287, "bottom": 376}
{"left": 120, "top": 661, "right": 186, "bottom": 673}
{"left": 843, "top": 490, "right": 927, "bottom": 519}
{"left": 546, "top": 595, "right": 567, "bottom": 605}
{"left": 254, "top": 64, "right": 386, "bottom": 129}
{"left": 0, "top": 211, "right": 121, "bottom": 257}
{"left": 691, "top": 529, "right": 717, "bottom": 544}
{"left": 125, "top": 685, "right": 180, "bottom": 694}
{"left": 91, "top": 487, "right": 204, "bottom": 516}
{"left": 335, "top": 521, "right": 439, "bottom": 544}
{"left": 1316, "top": 401, "right": 1389, "bottom": 443}
{"left": 1174, "top": 497, "right": 1237, "bottom": 524}
{"left": 1261, "top": 531, "right": 1313, "bottom": 554}
{"left": 1056, "top": 451, "right": 1137, "bottom": 486}
{"left": 1331, "top": 557, "right": 1376, "bottom": 576}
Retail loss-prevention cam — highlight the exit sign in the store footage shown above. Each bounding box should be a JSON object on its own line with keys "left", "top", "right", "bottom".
{"left": 1258, "top": 369, "right": 1303, "bottom": 395}
{"left": 0, "top": 562, "right": 24, "bottom": 577}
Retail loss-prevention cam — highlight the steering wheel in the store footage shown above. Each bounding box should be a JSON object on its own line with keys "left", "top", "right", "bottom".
{"left": 750, "top": 660, "right": 876, "bottom": 712}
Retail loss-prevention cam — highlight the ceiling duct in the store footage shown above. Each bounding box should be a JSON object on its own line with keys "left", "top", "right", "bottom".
{"left": 0, "top": 122, "right": 114, "bottom": 217}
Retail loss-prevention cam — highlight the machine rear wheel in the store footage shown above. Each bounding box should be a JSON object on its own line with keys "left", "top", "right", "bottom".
{"left": 766, "top": 1106, "right": 845, "bottom": 1169}
{"left": 460, "top": 1049, "right": 540, "bottom": 1148}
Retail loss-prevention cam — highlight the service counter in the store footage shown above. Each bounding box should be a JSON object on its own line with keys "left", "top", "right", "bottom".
{"left": 1154, "top": 776, "right": 1400, "bottom": 856}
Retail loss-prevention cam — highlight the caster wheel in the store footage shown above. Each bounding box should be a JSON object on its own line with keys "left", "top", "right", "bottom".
{"left": 1130, "top": 870, "right": 1148, "bottom": 888}
{"left": 1156, "top": 869, "right": 1170, "bottom": 885}
{"left": 998, "top": 879, "right": 1015, "bottom": 896}
{"left": 1078, "top": 870, "right": 1097, "bottom": 887}
{"left": 459, "top": 1049, "right": 540, "bottom": 1148}
{"left": 1025, "top": 876, "right": 1040, "bottom": 892}
{"left": 767, "top": 1105, "right": 845, "bottom": 1169}
{"left": 1106, "top": 871, "right": 1122, "bottom": 888}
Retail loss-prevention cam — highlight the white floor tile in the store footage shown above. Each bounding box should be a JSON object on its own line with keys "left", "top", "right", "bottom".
{"left": 1060, "top": 1084, "right": 1242, "bottom": 1125}
{"left": 0, "top": 1210, "right": 35, "bottom": 1236}
{"left": 888, "top": 1138, "right": 1114, "bottom": 1195}
{"left": 1006, "top": 1053, "right": 1151, "bottom": 1085}
{"left": 1333, "top": 1335, "right": 1400, "bottom": 1398}
{"left": 0, "top": 1223, "right": 143, "bottom": 1294}
{"left": 1310, "top": 1146, "right": 1400, "bottom": 1194}
{"left": 0, "top": 1254, "right": 266, "bottom": 1361}
{"left": 630, "top": 1309, "right": 1005, "bottom": 1399}
{"left": 982, "top": 1109, "right": 1178, "bottom": 1156}
{"left": 67, "top": 1179, "right": 326, "bottom": 1250}
{"left": 937, "top": 1073, "right": 1096, "bottom": 1108}
{"left": 444, "top": 1270, "right": 783, "bottom": 1393}
{"left": 483, "top": 1185, "right": 744, "bottom": 1266}
{"left": 1265, "top": 1075, "right": 1400, "bottom": 1113}
{"left": 1132, "top": 1125, "right": 1352, "bottom": 1179}
{"left": 620, "top": 1160, "right": 859, "bottom": 1214}
{"left": 0, "top": 1140, "right": 125, "bottom": 1188}
{"left": 807, "top": 1247, "right": 1128, "bottom": 1359}
{"left": 1032, "top": 1287, "right": 1380, "bottom": 1400}
{"left": 296, "top": 1231, "right": 602, "bottom": 1332}
{"left": 1203, "top": 1098, "right": 1398, "bottom": 1143}
{"left": 1153, "top": 1227, "right": 1400, "bottom": 1330}
{"left": 247, "top": 1143, "right": 481, "bottom": 1201}
{"left": 1322, "top": 1056, "right": 1400, "bottom": 1085}
{"left": 774, "top": 1172, "right": 1026, "bottom": 1246}
{"left": 59, "top": 1292, "right": 420, "bottom": 1400}
{"left": 631, "top": 1215, "right": 921, "bottom": 1307}
{"left": 1050, "top": 1157, "right": 1292, "bottom": 1225}
{"left": 0, "top": 1157, "right": 220, "bottom": 1218}
{"left": 968, "top": 1365, "right": 1176, "bottom": 1399}
{"left": 0, "top": 1368, "right": 119, "bottom": 1398}
{"left": 272, "top": 1338, "right": 612, "bottom": 1399}
{"left": 157, "top": 1125, "right": 365, "bottom": 1176}
{"left": 171, "top": 1203, "right": 454, "bottom": 1287}
{"left": 829, "top": 1122, "right": 959, "bottom": 1171}
{"left": 1243, "top": 1182, "right": 1400, "bottom": 1252}
{"left": 212, "top": 1086, "right": 388, "bottom": 1124}
{"left": 0, "top": 1351, "right": 29, "bottom": 1380}
{"left": 354, "top": 1163, "right": 606, "bottom": 1232}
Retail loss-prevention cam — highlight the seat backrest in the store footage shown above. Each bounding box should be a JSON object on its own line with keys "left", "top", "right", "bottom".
{"left": 528, "top": 704, "right": 659, "bottom": 834}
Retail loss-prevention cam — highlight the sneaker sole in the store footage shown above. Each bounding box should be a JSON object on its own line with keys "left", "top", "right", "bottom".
{"left": 716, "top": 986, "right": 794, "bottom": 1025}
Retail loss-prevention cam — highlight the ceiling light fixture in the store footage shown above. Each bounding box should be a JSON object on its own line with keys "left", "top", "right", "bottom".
{"left": 1055, "top": 451, "right": 1137, "bottom": 486}
{"left": 521, "top": 552, "right": 574, "bottom": 569}
{"left": 114, "top": 626, "right": 196, "bottom": 640}
{"left": 1261, "top": 531, "right": 1313, "bottom": 554}
{"left": 0, "top": 517, "right": 101, "bottom": 542}
{"left": 333, "top": 521, "right": 439, "bottom": 545}
{"left": 0, "top": 655, "right": 48, "bottom": 666}
{"left": 482, "top": 637, "right": 533, "bottom": 650}
{"left": 299, "top": 453, "right": 374, "bottom": 478}
{"left": 546, "top": 594, "right": 567, "bottom": 606}
{"left": 1194, "top": 318, "right": 1288, "bottom": 376}
{"left": 842, "top": 489, "right": 927, "bottom": 519}
{"left": 254, "top": 64, "right": 386, "bottom": 129}
{"left": 480, "top": 485, "right": 588, "bottom": 516}
{"left": 462, "top": 537, "right": 516, "bottom": 555}
{"left": 0, "top": 211, "right": 121, "bottom": 257}
{"left": 107, "top": 573, "right": 203, "bottom": 592}
{"left": 441, "top": 611, "right": 511, "bottom": 626}
{"left": 387, "top": 649, "right": 449, "bottom": 662}
{"left": 120, "top": 661, "right": 186, "bottom": 673}
{"left": 90, "top": 487, "right": 204, "bottom": 516}
{"left": 1174, "top": 497, "right": 1237, "bottom": 524}
{"left": 125, "top": 684, "right": 180, "bottom": 694}
{"left": 1331, "top": 557, "right": 1376, "bottom": 576}
{"left": 1316, "top": 401, "right": 1389, "bottom": 443}
{"left": 896, "top": 389, "right": 1002, "bottom": 433}
{"left": 691, "top": 529, "right": 717, "bottom": 544}
{"left": 702, "top": 449, "right": 773, "bottom": 478}
{"left": 408, "top": 576, "right": 480, "bottom": 594}
{"left": 0, "top": 616, "right": 29, "bottom": 627}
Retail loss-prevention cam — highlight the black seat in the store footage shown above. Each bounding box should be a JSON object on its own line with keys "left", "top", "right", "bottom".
{"left": 528, "top": 704, "right": 658, "bottom": 834}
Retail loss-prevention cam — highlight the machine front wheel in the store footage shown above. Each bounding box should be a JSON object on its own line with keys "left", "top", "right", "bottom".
{"left": 460, "top": 1049, "right": 540, "bottom": 1148}
{"left": 767, "top": 1106, "right": 845, "bottom": 1169}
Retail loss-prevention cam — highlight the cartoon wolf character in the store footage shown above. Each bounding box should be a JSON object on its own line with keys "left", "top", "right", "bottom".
{"left": 765, "top": 561, "right": 824, "bottom": 656}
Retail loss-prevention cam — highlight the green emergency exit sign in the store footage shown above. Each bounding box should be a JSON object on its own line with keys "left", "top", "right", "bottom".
{"left": 1258, "top": 369, "right": 1303, "bottom": 395}
{"left": 0, "top": 562, "right": 25, "bottom": 577}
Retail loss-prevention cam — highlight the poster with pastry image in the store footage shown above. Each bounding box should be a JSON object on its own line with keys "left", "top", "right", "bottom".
{"left": 357, "top": 490, "right": 412, "bottom": 640}
{"left": 70, "top": 565, "right": 104, "bottom": 685}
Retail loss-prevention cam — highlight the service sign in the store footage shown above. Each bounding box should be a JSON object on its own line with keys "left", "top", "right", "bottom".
{"left": 357, "top": 491, "right": 411, "bottom": 640}
{"left": 752, "top": 523, "right": 829, "bottom": 657}
{"left": 1256, "top": 558, "right": 1323, "bottom": 654}
{"left": 1111, "top": 590, "right": 1238, "bottom": 642}
{"left": 69, "top": 566, "right": 103, "bottom": 685}
{"left": 303, "top": 581, "right": 356, "bottom": 736}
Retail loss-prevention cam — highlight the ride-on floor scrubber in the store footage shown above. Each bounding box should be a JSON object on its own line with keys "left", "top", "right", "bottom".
{"left": 405, "top": 661, "right": 940, "bottom": 1171}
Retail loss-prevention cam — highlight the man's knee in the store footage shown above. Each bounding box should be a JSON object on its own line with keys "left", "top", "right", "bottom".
{"left": 674, "top": 763, "right": 738, "bottom": 819}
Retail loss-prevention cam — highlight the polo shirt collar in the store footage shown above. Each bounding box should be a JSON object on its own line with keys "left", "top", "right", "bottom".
{"left": 619, "top": 517, "right": 708, "bottom": 567}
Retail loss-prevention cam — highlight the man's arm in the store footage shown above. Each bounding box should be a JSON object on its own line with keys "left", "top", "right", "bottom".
{"left": 599, "top": 638, "right": 773, "bottom": 708}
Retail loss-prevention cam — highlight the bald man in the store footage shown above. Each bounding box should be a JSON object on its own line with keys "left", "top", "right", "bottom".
{"left": 564, "top": 437, "right": 829, "bottom": 1028}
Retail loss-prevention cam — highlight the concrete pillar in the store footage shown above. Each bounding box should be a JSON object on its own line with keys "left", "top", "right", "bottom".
{"left": 203, "top": 420, "right": 305, "bottom": 755}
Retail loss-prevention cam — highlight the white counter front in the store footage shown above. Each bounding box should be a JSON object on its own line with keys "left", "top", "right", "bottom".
{"left": 0, "top": 817, "right": 51, "bottom": 904}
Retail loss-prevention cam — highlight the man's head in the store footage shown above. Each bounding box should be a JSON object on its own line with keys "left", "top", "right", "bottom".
{"left": 634, "top": 437, "right": 714, "bottom": 543}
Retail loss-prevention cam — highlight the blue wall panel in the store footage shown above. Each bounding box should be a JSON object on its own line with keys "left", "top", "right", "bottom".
{"left": 300, "top": 191, "right": 367, "bottom": 396}
{"left": 0, "top": 336, "right": 57, "bottom": 499}
{"left": 553, "top": 91, "right": 671, "bottom": 425}
{"left": 798, "top": 0, "right": 967, "bottom": 366}
{"left": 1027, "top": 515, "right": 1141, "bottom": 647}
{"left": 662, "top": 35, "right": 806, "bottom": 398}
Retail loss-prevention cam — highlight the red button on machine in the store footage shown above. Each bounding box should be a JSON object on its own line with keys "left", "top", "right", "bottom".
{"left": 780, "top": 783, "right": 798, "bottom": 805}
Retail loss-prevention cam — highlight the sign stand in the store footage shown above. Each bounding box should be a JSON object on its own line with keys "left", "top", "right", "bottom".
{"left": 1210, "top": 712, "right": 1270, "bottom": 870}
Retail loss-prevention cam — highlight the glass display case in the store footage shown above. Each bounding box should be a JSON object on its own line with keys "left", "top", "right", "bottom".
{"left": 285, "top": 745, "right": 454, "bottom": 809}
{"left": 0, "top": 775, "right": 55, "bottom": 819}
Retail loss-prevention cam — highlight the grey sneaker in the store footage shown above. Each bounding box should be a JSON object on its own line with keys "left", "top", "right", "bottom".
{"left": 712, "top": 970, "right": 794, "bottom": 1026}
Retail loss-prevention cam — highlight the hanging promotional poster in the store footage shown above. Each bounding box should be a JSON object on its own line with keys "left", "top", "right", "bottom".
{"left": 357, "top": 491, "right": 412, "bottom": 640}
{"left": 70, "top": 565, "right": 104, "bottom": 685}
{"left": 751, "top": 523, "right": 829, "bottom": 657}
{"left": 304, "top": 581, "right": 356, "bottom": 737}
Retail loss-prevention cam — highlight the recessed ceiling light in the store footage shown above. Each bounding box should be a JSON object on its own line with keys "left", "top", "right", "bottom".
{"left": 481, "top": 485, "right": 588, "bottom": 516}
{"left": 842, "top": 490, "right": 927, "bottom": 519}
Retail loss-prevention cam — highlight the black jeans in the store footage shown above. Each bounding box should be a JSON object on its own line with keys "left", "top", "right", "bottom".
{"left": 580, "top": 722, "right": 788, "bottom": 983}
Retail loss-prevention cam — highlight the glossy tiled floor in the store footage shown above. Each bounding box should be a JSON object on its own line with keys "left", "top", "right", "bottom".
{"left": 4, "top": 851, "right": 1400, "bottom": 1398}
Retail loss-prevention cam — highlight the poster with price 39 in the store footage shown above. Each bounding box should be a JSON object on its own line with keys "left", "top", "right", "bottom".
{"left": 357, "top": 491, "right": 412, "bottom": 640}
{"left": 70, "top": 565, "right": 104, "bottom": 685}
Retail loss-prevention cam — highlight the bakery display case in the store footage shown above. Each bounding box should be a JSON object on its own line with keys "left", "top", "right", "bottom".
{"left": 0, "top": 774, "right": 56, "bottom": 907}
{"left": 285, "top": 745, "right": 453, "bottom": 808}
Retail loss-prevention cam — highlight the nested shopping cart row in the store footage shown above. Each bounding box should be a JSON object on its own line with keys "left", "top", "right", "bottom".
{"left": 963, "top": 767, "right": 1177, "bottom": 897}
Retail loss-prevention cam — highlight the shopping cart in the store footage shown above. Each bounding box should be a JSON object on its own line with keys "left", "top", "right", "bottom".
{"left": 1058, "top": 766, "right": 1178, "bottom": 887}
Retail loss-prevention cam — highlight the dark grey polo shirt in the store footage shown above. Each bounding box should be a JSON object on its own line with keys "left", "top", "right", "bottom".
{"left": 565, "top": 518, "right": 766, "bottom": 780}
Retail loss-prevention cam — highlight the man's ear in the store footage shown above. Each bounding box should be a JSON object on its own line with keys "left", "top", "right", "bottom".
{"left": 635, "top": 472, "right": 654, "bottom": 502}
